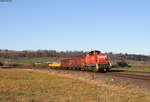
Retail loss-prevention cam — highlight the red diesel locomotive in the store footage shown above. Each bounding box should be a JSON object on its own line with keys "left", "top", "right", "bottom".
{"left": 60, "top": 50, "right": 111, "bottom": 72}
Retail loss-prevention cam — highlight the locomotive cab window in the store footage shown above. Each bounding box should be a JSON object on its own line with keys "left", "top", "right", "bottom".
{"left": 87, "top": 50, "right": 101, "bottom": 56}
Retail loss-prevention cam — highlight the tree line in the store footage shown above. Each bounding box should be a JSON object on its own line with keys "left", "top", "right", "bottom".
{"left": 0, "top": 49, "right": 86, "bottom": 58}
{"left": 109, "top": 53, "right": 150, "bottom": 62}
{"left": 0, "top": 49, "right": 150, "bottom": 62}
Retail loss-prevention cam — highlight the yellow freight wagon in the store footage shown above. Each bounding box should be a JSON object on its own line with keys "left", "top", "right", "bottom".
{"left": 48, "top": 62, "right": 60, "bottom": 68}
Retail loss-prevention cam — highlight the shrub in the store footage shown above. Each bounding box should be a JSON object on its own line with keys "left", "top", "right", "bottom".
{"left": 117, "top": 61, "right": 130, "bottom": 67}
{"left": 8, "top": 63, "right": 23, "bottom": 67}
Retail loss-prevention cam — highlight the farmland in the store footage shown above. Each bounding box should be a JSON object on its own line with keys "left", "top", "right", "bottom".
{"left": 1, "top": 57, "right": 150, "bottom": 73}
{"left": 0, "top": 69, "right": 150, "bottom": 102}
{"left": 0, "top": 57, "right": 60, "bottom": 66}
{"left": 112, "top": 60, "right": 150, "bottom": 72}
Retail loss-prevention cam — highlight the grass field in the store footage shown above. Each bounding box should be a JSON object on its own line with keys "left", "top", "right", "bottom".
{"left": 0, "top": 57, "right": 60, "bottom": 66}
{"left": 0, "top": 69, "right": 150, "bottom": 102}
{"left": 111, "top": 60, "right": 150, "bottom": 72}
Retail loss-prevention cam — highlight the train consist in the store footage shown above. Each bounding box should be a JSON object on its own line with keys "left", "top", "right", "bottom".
{"left": 49, "top": 50, "right": 111, "bottom": 72}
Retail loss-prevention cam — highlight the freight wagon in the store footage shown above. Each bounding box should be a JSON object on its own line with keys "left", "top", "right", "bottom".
{"left": 49, "top": 50, "right": 111, "bottom": 72}
{"left": 61, "top": 57, "right": 85, "bottom": 70}
{"left": 48, "top": 62, "right": 60, "bottom": 68}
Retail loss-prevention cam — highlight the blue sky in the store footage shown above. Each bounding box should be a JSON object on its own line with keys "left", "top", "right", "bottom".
{"left": 0, "top": 0, "right": 150, "bottom": 55}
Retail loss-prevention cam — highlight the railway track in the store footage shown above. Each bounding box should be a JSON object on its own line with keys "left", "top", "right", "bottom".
{"left": 10, "top": 67, "right": 150, "bottom": 82}
{"left": 105, "top": 72, "right": 150, "bottom": 81}
{"left": 48, "top": 68, "right": 150, "bottom": 81}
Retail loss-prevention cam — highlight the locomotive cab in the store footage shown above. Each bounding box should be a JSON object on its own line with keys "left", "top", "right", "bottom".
{"left": 87, "top": 50, "right": 101, "bottom": 56}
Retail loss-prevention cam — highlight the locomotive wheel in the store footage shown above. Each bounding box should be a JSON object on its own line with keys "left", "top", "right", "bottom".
{"left": 81, "top": 67, "right": 86, "bottom": 71}
{"left": 106, "top": 68, "right": 110, "bottom": 72}
{"left": 65, "top": 67, "right": 69, "bottom": 70}
{"left": 78, "top": 68, "right": 81, "bottom": 70}
{"left": 101, "top": 69, "right": 105, "bottom": 73}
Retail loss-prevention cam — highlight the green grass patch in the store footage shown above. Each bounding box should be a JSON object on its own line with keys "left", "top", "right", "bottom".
{"left": 0, "top": 57, "right": 60, "bottom": 66}
{"left": 112, "top": 60, "right": 150, "bottom": 72}
{"left": 0, "top": 69, "right": 150, "bottom": 102}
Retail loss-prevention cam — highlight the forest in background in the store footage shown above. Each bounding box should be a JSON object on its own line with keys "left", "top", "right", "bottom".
{"left": 0, "top": 49, "right": 150, "bottom": 62}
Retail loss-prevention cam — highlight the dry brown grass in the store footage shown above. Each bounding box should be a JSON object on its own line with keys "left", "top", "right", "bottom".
{"left": 0, "top": 69, "right": 150, "bottom": 102}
